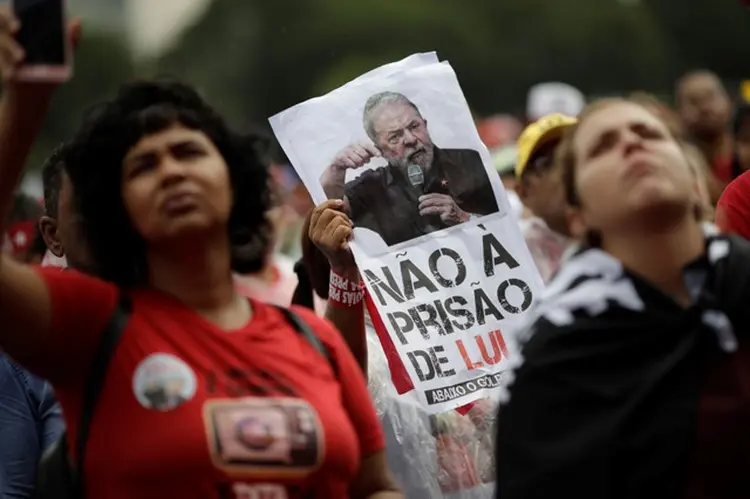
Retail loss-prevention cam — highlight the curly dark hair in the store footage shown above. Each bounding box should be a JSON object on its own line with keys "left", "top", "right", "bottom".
{"left": 65, "top": 80, "right": 272, "bottom": 287}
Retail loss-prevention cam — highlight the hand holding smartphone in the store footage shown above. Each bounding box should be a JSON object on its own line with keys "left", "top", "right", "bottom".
{"left": 11, "top": 0, "right": 71, "bottom": 82}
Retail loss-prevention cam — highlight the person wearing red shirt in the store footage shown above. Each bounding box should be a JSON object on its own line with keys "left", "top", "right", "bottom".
{"left": 716, "top": 172, "right": 750, "bottom": 239}
{"left": 715, "top": 104, "right": 750, "bottom": 238}
{"left": 0, "top": 12, "right": 399, "bottom": 499}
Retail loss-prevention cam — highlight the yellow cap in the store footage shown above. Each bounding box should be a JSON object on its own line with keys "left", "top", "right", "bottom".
{"left": 515, "top": 113, "right": 577, "bottom": 179}
{"left": 742, "top": 80, "right": 750, "bottom": 103}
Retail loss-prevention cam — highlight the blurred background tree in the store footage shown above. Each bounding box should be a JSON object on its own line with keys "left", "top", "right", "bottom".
{"left": 156, "top": 0, "right": 748, "bottom": 121}
{"left": 28, "top": 29, "right": 135, "bottom": 170}
{"left": 19, "top": 0, "right": 750, "bottom": 180}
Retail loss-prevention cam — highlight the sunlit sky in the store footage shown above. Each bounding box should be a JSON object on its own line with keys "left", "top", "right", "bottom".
{"left": 126, "top": 0, "right": 212, "bottom": 58}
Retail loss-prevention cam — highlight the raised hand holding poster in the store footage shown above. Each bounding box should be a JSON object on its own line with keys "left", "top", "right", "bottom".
{"left": 270, "top": 53, "right": 544, "bottom": 413}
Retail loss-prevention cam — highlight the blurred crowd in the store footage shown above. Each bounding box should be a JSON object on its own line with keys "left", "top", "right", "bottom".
{"left": 11, "top": 71, "right": 743, "bottom": 278}
{"left": 2, "top": 8, "right": 750, "bottom": 494}
{"left": 13, "top": 70, "right": 745, "bottom": 290}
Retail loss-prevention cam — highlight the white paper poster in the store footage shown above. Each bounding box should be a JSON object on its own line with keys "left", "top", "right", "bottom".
{"left": 270, "top": 53, "right": 544, "bottom": 413}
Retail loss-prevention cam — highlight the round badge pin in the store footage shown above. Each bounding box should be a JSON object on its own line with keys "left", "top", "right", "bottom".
{"left": 132, "top": 353, "right": 197, "bottom": 411}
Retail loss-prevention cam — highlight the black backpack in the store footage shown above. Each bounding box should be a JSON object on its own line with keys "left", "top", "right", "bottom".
{"left": 33, "top": 299, "right": 330, "bottom": 499}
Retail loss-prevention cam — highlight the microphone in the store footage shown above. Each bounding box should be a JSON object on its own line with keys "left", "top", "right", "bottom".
{"left": 407, "top": 164, "right": 424, "bottom": 191}
{"left": 408, "top": 163, "right": 439, "bottom": 231}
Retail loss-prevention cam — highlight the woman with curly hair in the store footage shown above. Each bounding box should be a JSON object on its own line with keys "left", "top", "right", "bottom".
{"left": 0, "top": 11, "right": 398, "bottom": 499}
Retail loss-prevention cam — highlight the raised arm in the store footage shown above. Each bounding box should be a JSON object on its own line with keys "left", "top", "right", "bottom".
{"left": 0, "top": 25, "right": 59, "bottom": 219}
{"left": 307, "top": 200, "right": 368, "bottom": 373}
{"left": 0, "top": 12, "right": 94, "bottom": 379}
{"left": 0, "top": 10, "right": 60, "bottom": 347}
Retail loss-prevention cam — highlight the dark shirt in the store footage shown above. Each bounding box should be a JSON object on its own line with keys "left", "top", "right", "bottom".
{"left": 496, "top": 235, "right": 750, "bottom": 499}
{"left": 0, "top": 355, "right": 63, "bottom": 498}
{"left": 345, "top": 147, "right": 498, "bottom": 246}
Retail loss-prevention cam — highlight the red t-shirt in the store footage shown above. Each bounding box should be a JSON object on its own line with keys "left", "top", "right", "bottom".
{"left": 712, "top": 154, "right": 733, "bottom": 184}
{"left": 31, "top": 268, "right": 384, "bottom": 499}
{"left": 716, "top": 169, "right": 750, "bottom": 240}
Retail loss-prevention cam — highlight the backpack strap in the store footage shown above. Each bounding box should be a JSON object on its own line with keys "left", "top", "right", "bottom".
{"left": 277, "top": 307, "right": 335, "bottom": 371}
{"left": 73, "top": 295, "right": 132, "bottom": 487}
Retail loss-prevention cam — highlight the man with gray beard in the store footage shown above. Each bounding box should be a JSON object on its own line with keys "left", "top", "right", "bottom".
{"left": 320, "top": 91, "right": 498, "bottom": 246}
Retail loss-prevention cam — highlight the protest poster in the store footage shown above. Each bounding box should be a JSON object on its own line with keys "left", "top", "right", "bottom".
{"left": 270, "top": 53, "right": 544, "bottom": 413}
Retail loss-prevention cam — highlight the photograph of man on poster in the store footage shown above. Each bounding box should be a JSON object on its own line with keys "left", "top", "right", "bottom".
{"left": 319, "top": 91, "right": 499, "bottom": 246}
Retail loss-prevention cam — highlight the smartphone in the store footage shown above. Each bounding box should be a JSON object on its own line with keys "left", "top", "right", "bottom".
{"left": 12, "top": 0, "right": 71, "bottom": 82}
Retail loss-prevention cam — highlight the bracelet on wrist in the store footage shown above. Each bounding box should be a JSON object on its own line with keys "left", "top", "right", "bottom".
{"left": 328, "top": 269, "right": 365, "bottom": 308}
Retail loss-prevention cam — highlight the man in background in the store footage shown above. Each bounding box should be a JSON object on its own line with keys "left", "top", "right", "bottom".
{"left": 515, "top": 113, "right": 575, "bottom": 283}
{"left": 38, "top": 142, "right": 93, "bottom": 271}
{"left": 676, "top": 70, "right": 734, "bottom": 183}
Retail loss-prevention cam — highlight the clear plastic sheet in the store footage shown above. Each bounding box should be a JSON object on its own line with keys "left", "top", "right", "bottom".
{"left": 365, "top": 312, "right": 498, "bottom": 499}
{"left": 519, "top": 216, "right": 571, "bottom": 285}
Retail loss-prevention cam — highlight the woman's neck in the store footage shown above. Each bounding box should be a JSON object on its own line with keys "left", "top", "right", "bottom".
{"left": 146, "top": 233, "right": 236, "bottom": 312}
{"left": 602, "top": 215, "right": 705, "bottom": 305}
